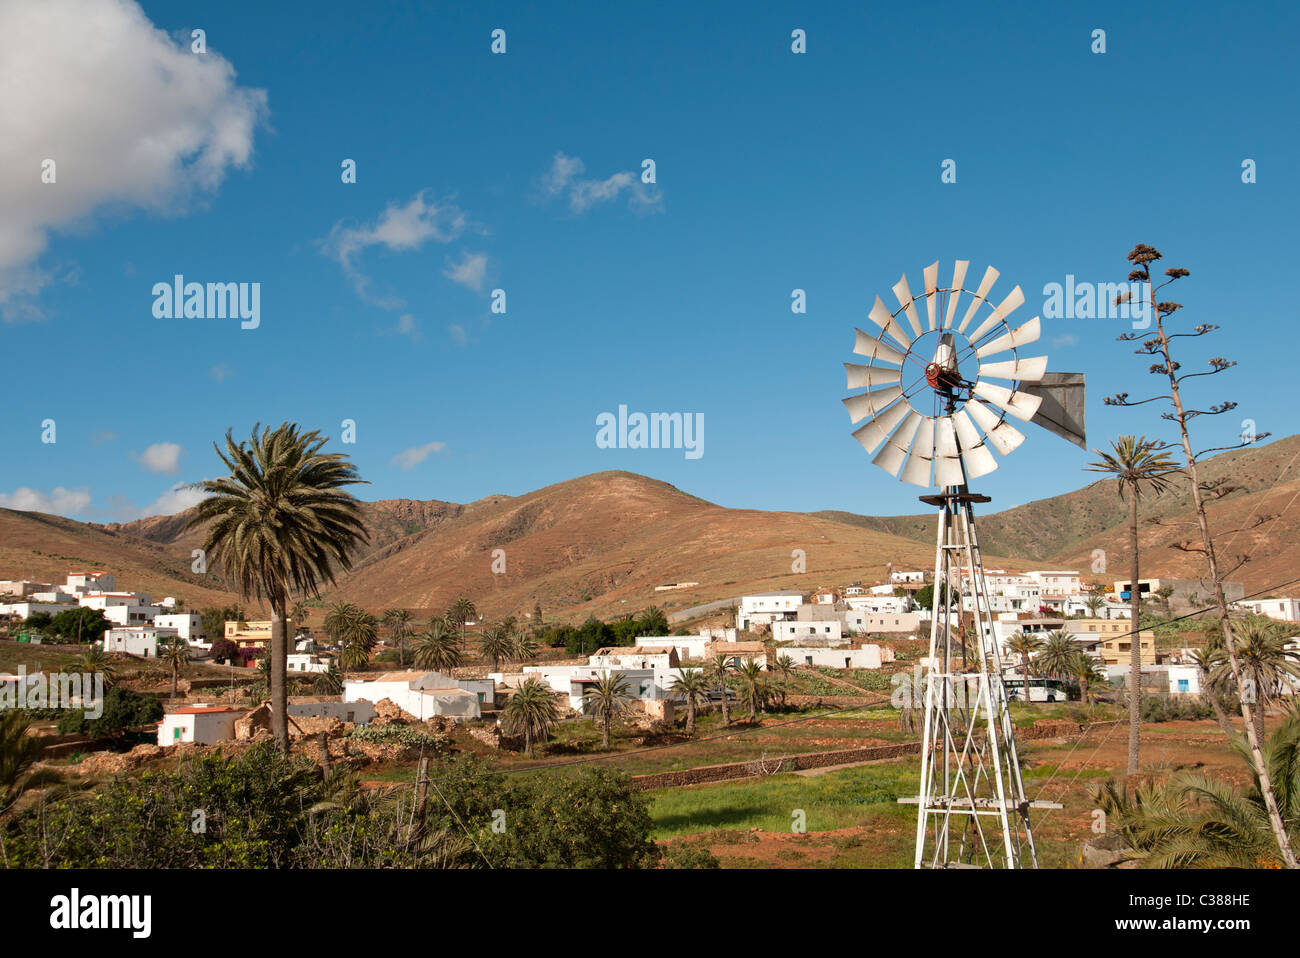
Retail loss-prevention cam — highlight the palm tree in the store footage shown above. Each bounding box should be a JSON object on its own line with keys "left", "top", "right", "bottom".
{"left": 479, "top": 623, "right": 514, "bottom": 671}
{"left": 1087, "top": 434, "right": 1178, "bottom": 774}
{"left": 382, "top": 609, "right": 414, "bottom": 667}
{"left": 290, "top": 600, "right": 311, "bottom": 636}
{"left": 502, "top": 677, "right": 559, "bottom": 758}
{"left": 0, "top": 711, "right": 46, "bottom": 815}
{"left": 1067, "top": 652, "right": 1105, "bottom": 705}
{"left": 75, "top": 647, "right": 117, "bottom": 687}
{"left": 189, "top": 422, "right": 368, "bottom": 751}
{"left": 446, "top": 596, "right": 477, "bottom": 655}
{"left": 1190, "top": 641, "right": 1235, "bottom": 737}
{"left": 671, "top": 668, "right": 708, "bottom": 735}
{"left": 160, "top": 637, "right": 191, "bottom": 699}
{"left": 584, "top": 671, "right": 630, "bottom": 750}
{"left": 312, "top": 662, "right": 343, "bottom": 696}
{"left": 1090, "top": 708, "right": 1300, "bottom": 867}
{"left": 706, "top": 654, "right": 733, "bottom": 725}
{"left": 771, "top": 654, "right": 795, "bottom": 709}
{"left": 639, "top": 606, "right": 669, "bottom": 636}
{"left": 734, "top": 659, "right": 767, "bottom": 723}
{"left": 1036, "top": 631, "right": 1078, "bottom": 686}
{"left": 1084, "top": 594, "right": 1105, "bottom": 617}
{"left": 413, "top": 617, "right": 461, "bottom": 674}
{"left": 1211, "top": 618, "right": 1300, "bottom": 745}
{"left": 511, "top": 629, "right": 539, "bottom": 663}
{"left": 1005, "top": 632, "right": 1044, "bottom": 703}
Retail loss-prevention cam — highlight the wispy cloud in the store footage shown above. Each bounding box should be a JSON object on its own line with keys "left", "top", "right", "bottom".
{"left": 391, "top": 441, "right": 447, "bottom": 471}
{"left": 394, "top": 313, "right": 422, "bottom": 342}
{"left": 540, "top": 152, "right": 662, "bottom": 214}
{"left": 448, "top": 323, "right": 467, "bottom": 345}
{"left": 322, "top": 190, "right": 467, "bottom": 307}
{"left": 133, "top": 442, "right": 183, "bottom": 475}
{"left": 444, "top": 252, "right": 488, "bottom": 291}
{"left": 1051, "top": 333, "right": 1079, "bottom": 348}
{"left": 210, "top": 364, "right": 233, "bottom": 383}
{"left": 106, "top": 482, "right": 208, "bottom": 522}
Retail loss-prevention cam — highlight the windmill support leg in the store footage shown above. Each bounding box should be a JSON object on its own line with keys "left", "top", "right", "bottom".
{"left": 904, "top": 482, "right": 1046, "bottom": 869}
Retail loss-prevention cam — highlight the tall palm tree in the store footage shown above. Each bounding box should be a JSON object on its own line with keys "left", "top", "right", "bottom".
{"left": 734, "top": 659, "right": 767, "bottom": 723}
{"left": 1088, "top": 434, "right": 1178, "bottom": 774}
{"left": 382, "top": 608, "right": 414, "bottom": 667}
{"left": 312, "top": 662, "right": 343, "bottom": 696}
{"left": 413, "top": 616, "right": 461, "bottom": 674}
{"left": 446, "top": 596, "right": 477, "bottom": 655}
{"left": 1084, "top": 594, "right": 1105, "bottom": 617}
{"left": 1211, "top": 618, "right": 1300, "bottom": 745}
{"left": 479, "top": 623, "right": 514, "bottom": 671}
{"left": 706, "top": 654, "right": 733, "bottom": 725}
{"left": 188, "top": 422, "right": 368, "bottom": 751}
{"left": 1005, "top": 632, "right": 1044, "bottom": 703}
{"left": 584, "top": 671, "right": 630, "bottom": 750}
{"left": 502, "top": 676, "right": 558, "bottom": 758}
{"left": 160, "top": 637, "right": 191, "bottom": 699}
{"left": 671, "top": 668, "right": 708, "bottom": 735}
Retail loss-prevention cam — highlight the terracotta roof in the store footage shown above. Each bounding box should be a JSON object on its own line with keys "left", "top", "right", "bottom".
{"left": 167, "top": 706, "right": 247, "bottom": 715}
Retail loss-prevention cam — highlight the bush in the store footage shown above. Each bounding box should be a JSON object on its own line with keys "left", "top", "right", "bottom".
{"left": 349, "top": 724, "right": 448, "bottom": 750}
{"left": 3, "top": 749, "right": 662, "bottom": 869}
{"left": 55, "top": 686, "right": 163, "bottom": 737}
{"left": 1139, "top": 694, "right": 1216, "bottom": 723}
{"left": 662, "top": 840, "right": 721, "bottom": 868}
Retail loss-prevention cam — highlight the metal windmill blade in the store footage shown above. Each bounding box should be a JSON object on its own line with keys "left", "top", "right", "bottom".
{"left": 842, "top": 259, "right": 1086, "bottom": 488}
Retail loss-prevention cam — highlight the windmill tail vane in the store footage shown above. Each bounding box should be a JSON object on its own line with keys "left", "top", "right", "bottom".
{"left": 843, "top": 259, "right": 1086, "bottom": 868}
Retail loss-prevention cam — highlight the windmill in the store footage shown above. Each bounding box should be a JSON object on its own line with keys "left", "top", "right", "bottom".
{"left": 842, "top": 259, "right": 1085, "bottom": 869}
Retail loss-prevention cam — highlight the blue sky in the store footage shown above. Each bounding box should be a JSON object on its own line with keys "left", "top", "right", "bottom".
{"left": 1, "top": 0, "right": 1296, "bottom": 522}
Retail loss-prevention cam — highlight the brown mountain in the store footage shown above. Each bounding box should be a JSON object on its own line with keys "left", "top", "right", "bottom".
{"left": 3, "top": 436, "right": 1296, "bottom": 623}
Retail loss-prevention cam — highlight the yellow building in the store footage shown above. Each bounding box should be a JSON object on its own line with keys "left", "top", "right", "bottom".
{"left": 224, "top": 620, "right": 272, "bottom": 654}
{"left": 1071, "top": 618, "right": 1157, "bottom": 666}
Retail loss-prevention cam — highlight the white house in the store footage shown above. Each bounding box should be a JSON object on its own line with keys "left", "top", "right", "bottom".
{"left": 784, "top": 646, "right": 884, "bottom": 669}
{"left": 738, "top": 591, "right": 804, "bottom": 629}
{"left": 65, "top": 571, "right": 115, "bottom": 595}
{"left": 103, "top": 625, "right": 178, "bottom": 658}
{"left": 891, "top": 570, "right": 926, "bottom": 585}
{"left": 774, "top": 619, "right": 845, "bottom": 643}
{"left": 287, "top": 653, "right": 330, "bottom": 675}
{"left": 154, "top": 612, "right": 202, "bottom": 642}
{"left": 1237, "top": 597, "right": 1300, "bottom": 622}
{"left": 0, "top": 600, "right": 76, "bottom": 620}
{"left": 588, "top": 646, "right": 680, "bottom": 671}
{"left": 79, "top": 592, "right": 159, "bottom": 627}
{"left": 288, "top": 698, "right": 376, "bottom": 724}
{"left": 637, "top": 634, "right": 713, "bottom": 661}
{"left": 343, "top": 670, "right": 482, "bottom": 721}
{"left": 158, "top": 705, "right": 248, "bottom": 746}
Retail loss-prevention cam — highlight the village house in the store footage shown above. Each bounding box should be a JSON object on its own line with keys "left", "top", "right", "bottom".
{"left": 157, "top": 704, "right": 249, "bottom": 746}
{"left": 1236, "top": 597, "right": 1300, "bottom": 622}
{"left": 1065, "top": 618, "right": 1158, "bottom": 666}
{"left": 783, "top": 645, "right": 886, "bottom": 669}
{"left": 737, "top": 591, "right": 804, "bottom": 630}
{"left": 344, "top": 670, "right": 484, "bottom": 721}
{"left": 708, "top": 641, "right": 769, "bottom": 669}
{"left": 103, "top": 624, "right": 178, "bottom": 658}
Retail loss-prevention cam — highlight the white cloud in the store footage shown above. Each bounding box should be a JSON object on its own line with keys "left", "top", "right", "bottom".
{"left": 322, "top": 190, "right": 467, "bottom": 306}
{"left": 0, "top": 0, "right": 268, "bottom": 321}
{"left": 444, "top": 252, "right": 488, "bottom": 291}
{"left": 540, "top": 151, "right": 662, "bottom": 214}
{"left": 448, "top": 323, "right": 467, "bottom": 345}
{"left": 0, "top": 486, "right": 92, "bottom": 516}
{"left": 133, "top": 441, "right": 183, "bottom": 475}
{"left": 105, "top": 482, "right": 208, "bottom": 522}
{"left": 210, "top": 363, "right": 233, "bottom": 382}
{"left": 391, "top": 441, "right": 447, "bottom": 471}
{"left": 1051, "top": 333, "right": 1079, "bottom": 348}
